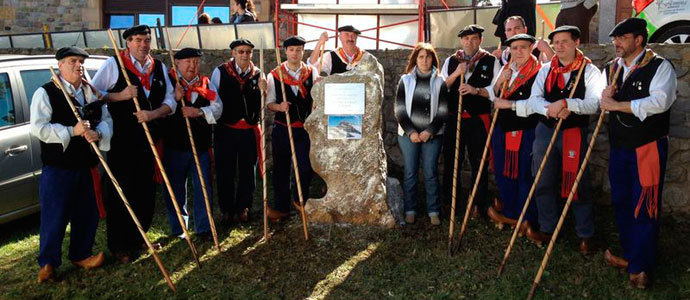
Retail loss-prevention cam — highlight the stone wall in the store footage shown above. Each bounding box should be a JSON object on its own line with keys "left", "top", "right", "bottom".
{"left": 2, "top": 44, "right": 688, "bottom": 219}
{"left": 1, "top": 0, "right": 102, "bottom": 34}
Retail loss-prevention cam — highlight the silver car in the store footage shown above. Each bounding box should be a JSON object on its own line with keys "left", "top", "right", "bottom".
{"left": 0, "top": 54, "right": 107, "bottom": 224}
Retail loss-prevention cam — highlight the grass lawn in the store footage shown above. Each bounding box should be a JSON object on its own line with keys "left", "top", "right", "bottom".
{"left": 1, "top": 178, "right": 689, "bottom": 299}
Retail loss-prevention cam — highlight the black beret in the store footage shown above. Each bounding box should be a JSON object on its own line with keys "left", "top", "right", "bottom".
{"left": 458, "top": 25, "right": 485, "bottom": 37}
{"left": 337, "top": 25, "right": 361, "bottom": 35}
{"left": 229, "top": 38, "right": 255, "bottom": 49}
{"left": 609, "top": 18, "right": 647, "bottom": 37}
{"left": 283, "top": 35, "right": 306, "bottom": 48}
{"left": 55, "top": 46, "right": 89, "bottom": 60}
{"left": 504, "top": 34, "right": 536, "bottom": 46}
{"left": 548, "top": 25, "right": 580, "bottom": 40}
{"left": 174, "top": 48, "right": 203, "bottom": 59}
{"left": 122, "top": 25, "right": 151, "bottom": 39}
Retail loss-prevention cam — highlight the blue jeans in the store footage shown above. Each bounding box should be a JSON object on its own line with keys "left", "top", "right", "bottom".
{"left": 38, "top": 165, "right": 98, "bottom": 267}
{"left": 162, "top": 147, "right": 213, "bottom": 236}
{"left": 398, "top": 134, "right": 442, "bottom": 216}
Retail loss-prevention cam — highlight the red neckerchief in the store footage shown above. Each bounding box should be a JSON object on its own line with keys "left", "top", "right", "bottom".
{"left": 223, "top": 59, "right": 257, "bottom": 89}
{"left": 545, "top": 49, "right": 590, "bottom": 93}
{"left": 270, "top": 62, "right": 312, "bottom": 98}
{"left": 336, "top": 47, "right": 364, "bottom": 68}
{"left": 169, "top": 69, "right": 217, "bottom": 102}
{"left": 455, "top": 48, "right": 489, "bottom": 72}
{"left": 120, "top": 50, "right": 155, "bottom": 90}
{"left": 503, "top": 55, "right": 541, "bottom": 98}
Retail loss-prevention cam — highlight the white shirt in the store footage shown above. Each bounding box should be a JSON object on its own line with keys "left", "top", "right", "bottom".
{"left": 615, "top": 50, "right": 677, "bottom": 121}
{"left": 30, "top": 76, "right": 113, "bottom": 151}
{"left": 307, "top": 49, "right": 362, "bottom": 75}
{"left": 179, "top": 73, "right": 222, "bottom": 125}
{"left": 440, "top": 52, "right": 502, "bottom": 87}
{"left": 523, "top": 61, "right": 604, "bottom": 118}
{"left": 91, "top": 54, "right": 177, "bottom": 114}
{"left": 266, "top": 63, "right": 320, "bottom": 104}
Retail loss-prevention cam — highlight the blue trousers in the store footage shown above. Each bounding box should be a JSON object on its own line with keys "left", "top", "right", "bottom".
{"left": 398, "top": 134, "right": 443, "bottom": 215}
{"left": 214, "top": 126, "right": 257, "bottom": 216}
{"left": 491, "top": 124, "right": 538, "bottom": 225}
{"left": 532, "top": 123, "right": 594, "bottom": 238}
{"left": 38, "top": 165, "right": 99, "bottom": 268}
{"left": 162, "top": 147, "right": 212, "bottom": 235}
{"left": 271, "top": 123, "right": 312, "bottom": 213}
{"left": 609, "top": 138, "right": 667, "bottom": 274}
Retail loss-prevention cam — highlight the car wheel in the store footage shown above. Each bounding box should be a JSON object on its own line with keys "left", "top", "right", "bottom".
{"left": 652, "top": 24, "right": 690, "bottom": 44}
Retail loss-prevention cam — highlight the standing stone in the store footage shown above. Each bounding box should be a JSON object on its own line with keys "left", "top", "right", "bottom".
{"left": 304, "top": 53, "right": 396, "bottom": 227}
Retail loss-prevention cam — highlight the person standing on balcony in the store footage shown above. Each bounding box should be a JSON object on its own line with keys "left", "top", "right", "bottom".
{"left": 555, "top": 0, "right": 598, "bottom": 43}
{"left": 230, "top": 0, "right": 258, "bottom": 23}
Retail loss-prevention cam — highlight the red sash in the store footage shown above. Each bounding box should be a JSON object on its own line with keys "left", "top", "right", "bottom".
{"left": 120, "top": 50, "right": 154, "bottom": 90}
{"left": 90, "top": 166, "right": 106, "bottom": 219}
{"left": 561, "top": 127, "right": 581, "bottom": 199}
{"left": 635, "top": 140, "right": 661, "bottom": 219}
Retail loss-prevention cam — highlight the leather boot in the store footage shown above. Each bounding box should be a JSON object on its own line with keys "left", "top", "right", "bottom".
{"left": 37, "top": 264, "right": 55, "bottom": 283}
{"left": 72, "top": 252, "right": 105, "bottom": 269}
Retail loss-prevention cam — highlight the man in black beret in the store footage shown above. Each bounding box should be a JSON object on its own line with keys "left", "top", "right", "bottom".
{"left": 601, "top": 18, "right": 677, "bottom": 289}
{"left": 91, "top": 24, "right": 176, "bottom": 263}
{"left": 30, "top": 46, "right": 113, "bottom": 282}
{"left": 161, "top": 48, "right": 221, "bottom": 238}
{"left": 308, "top": 25, "right": 373, "bottom": 75}
{"left": 440, "top": 24, "right": 501, "bottom": 220}
{"left": 478, "top": 34, "right": 542, "bottom": 232}
{"left": 266, "top": 36, "right": 320, "bottom": 221}
{"left": 523, "top": 25, "right": 604, "bottom": 255}
{"left": 210, "top": 38, "right": 264, "bottom": 224}
{"left": 492, "top": 15, "right": 554, "bottom": 65}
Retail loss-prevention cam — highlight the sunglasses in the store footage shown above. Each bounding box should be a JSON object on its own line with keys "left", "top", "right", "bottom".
{"left": 235, "top": 50, "right": 252, "bottom": 55}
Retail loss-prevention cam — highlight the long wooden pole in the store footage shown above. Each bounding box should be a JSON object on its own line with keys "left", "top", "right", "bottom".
{"left": 164, "top": 27, "right": 221, "bottom": 252}
{"left": 48, "top": 67, "right": 176, "bottom": 292}
{"left": 274, "top": 47, "right": 310, "bottom": 241}
{"left": 527, "top": 65, "right": 622, "bottom": 300}
{"left": 497, "top": 60, "right": 587, "bottom": 276}
{"left": 107, "top": 29, "right": 200, "bottom": 267}
{"left": 455, "top": 64, "right": 510, "bottom": 250}
{"left": 447, "top": 73, "right": 464, "bottom": 255}
{"left": 260, "top": 43, "right": 270, "bottom": 241}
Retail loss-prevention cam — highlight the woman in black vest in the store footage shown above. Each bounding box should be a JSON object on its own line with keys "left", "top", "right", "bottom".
{"left": 395, "top": 43, "right": 448, "bottom": 225}
{"left": 229, "top": 0, "right": 258, "bottom": 24}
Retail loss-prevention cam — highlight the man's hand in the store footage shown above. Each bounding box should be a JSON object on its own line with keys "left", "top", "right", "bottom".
{"left": 419, "top": 131, "right": 432, "bottom": 143}
{"left": 496, "top": 68, "right": 513, "bottom": 88}
{"left": 73, "top": 120, "right": 90, "bottom": 136}
{"left": 535, "top": 39, "right": 551, "bottom": 53}
{"left": 278, "top": 101, "right": 290, "bottom": 112}
{"left": 182, "top": 106, "right": 202, "bottom": 118}
{"left": 83, "top": 129, "right": 100, "bottom": 143}
{"left": 602, "top": 84, "right": 617, "bottom": 99}
{"left": 557, "top": 109, "right": 571, "bottom": 119}
{"left": 600, "top": 96, "right": 622, "bottom": 112}
{"left": 174, "top": 83, "right": 184, "bottom": 101}
{"left": 318, "top": 31, "right": 329, "bottom": 44}
{"left": 259, "top": 77, "right": 267, "bottom": 92}
{"left": 546, "top": 100, "right": 565, "bottom": 119}
{"left": 455, "top": 62, "right": 468, "bottom": 76}
{"left": 133, "top": 110, "right": 156, "bottom": 123}
{"left": 409, "top": 131, "right": 421, "bottom": 143}
{"left": 114, "top": 85, "right": 138, "bottom": 101}
{"left": 494, "top": 98, "right": 513, "bottom": 109}
{"left": 458, "top": 83, "right": 478, "bottom": 95}
{"left": 492, "top": 47, "right": 503, "bottom": 60}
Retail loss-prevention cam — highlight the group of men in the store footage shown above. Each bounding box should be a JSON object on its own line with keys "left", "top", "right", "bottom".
{"left": 32, "top": 16, "right": 675, "bottom": 290}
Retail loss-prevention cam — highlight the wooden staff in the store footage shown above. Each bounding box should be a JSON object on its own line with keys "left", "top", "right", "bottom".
{"left": 527, "top": 65, "right": 622, "bottom": 300}
{"left": 454, "top": 60, "right": 511, "bottom": 250}
{"left": 497, "top": 60, "right": 587, "bottom": 277}
{"left": 540, "top": 20, "right": 545, "bottom": 40}
{"left": 447, "top": 73, "right": 465, "bottom": 255}
{"left": 48, "top": 67, "right": 176, "bottom": 292}
{"left": 260, "top": 42, "right": 269, "bottom": 241}
{"left": 318, "top": 42, "right": 325, "bottom": 73}
{"left": 274, "top": 46, "right": 310, "bottom": 241}
{"left": 106, "top": 29, "right": 200, "bottom": 267}
{"left": 164, "top": 27, "right": 220, "bottom": 252}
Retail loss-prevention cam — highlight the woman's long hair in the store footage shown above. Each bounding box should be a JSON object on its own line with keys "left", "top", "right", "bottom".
{"left": 235, "top": 0, "right": 256, "bottom": 15}
{"left": 404, "top": 42, "right": 440, "bottom": 74}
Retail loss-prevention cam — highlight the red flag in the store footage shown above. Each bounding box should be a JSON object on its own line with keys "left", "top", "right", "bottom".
{"left": 633, "top": 0, "right": 654, "bottom": 16}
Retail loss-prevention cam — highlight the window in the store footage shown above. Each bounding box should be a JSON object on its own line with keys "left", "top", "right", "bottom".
{"left": 139, "top": 14, "right": 165, "bottom": 26}
{"left": 110, "top": 15, "right": 135, "bottom": 29}
{"left": 204, "top": 6, "right": 230, "bottom": 23}
{"left": 172, "top": 6, "right": 198, "bottom": 26}
{"left": 0, "top": 73, "right": 15, "bottom": 127}
{"left": 20, "top": 70, "right": 51, "bottom": 107}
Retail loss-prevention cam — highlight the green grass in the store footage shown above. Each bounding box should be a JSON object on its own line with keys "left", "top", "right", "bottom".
{"left": 1, "top": 178, "right": 689, "bottom": 299}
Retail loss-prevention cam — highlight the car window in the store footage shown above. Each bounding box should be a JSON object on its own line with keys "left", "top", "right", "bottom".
{"left": 20, "top": 69, "right": 51, "bottom": 107}
{"left": 0, "top": 73, "right": 15, "bottom": 127}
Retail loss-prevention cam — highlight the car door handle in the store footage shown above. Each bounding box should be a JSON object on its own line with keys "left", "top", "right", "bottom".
{"left": 4, "top": 145, "right": 28, "bottom": 156}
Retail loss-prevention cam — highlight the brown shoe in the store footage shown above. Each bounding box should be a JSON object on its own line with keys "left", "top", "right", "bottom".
{"left": 579, "top": 238, "right": 598, "bottom": 255}
{"left": 604, "top": 249, "right": 629, "bottom": 269}
{"left": 492, "top": 197, "right": 503, "bottom": 212}
{"left": 113, "top": 252, "right": 131, "bottom": 264}
{"left": 629, "top": 271, "right": 648, "bottom": 289}
{"left": 267, "top": 208, "right": 288, "bottom": 222}
{"left": 37, "top": 264, "right": 55, "bottom": 283}
{"left": 487, "top": 206, "right": 516, "bottom": 230}
{"left": 72, "top": 252, "right": 105, "bottom": 269}
{"left": 512, "top": 220, "right": 531, "bottom": 237}
{"left": 526, "top": 227, "right": 552, "bottom": 246}
{"left": 238, "top": 208, "right": 250, "bottom": 223}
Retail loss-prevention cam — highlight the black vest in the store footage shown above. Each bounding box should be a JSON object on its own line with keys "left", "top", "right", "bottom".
{"left": 499, "top": 75, "right": 540, "bottom": 132}
{"left": 605, "top": 53, "right": 670, "bottom": 150}
{"left": 107, "top": 56, "right": 167, "bottom": 148}
{"left": 272, "top": 70, "right": 314, "bottom": 124}
{"left": 446, "top": 54, "right": 495, "bottom": 116}
{"left": 217, "top": 64, "right": 262, "bottom": 125}
{"left": 330, "top": 51, "right": 348, "bottom": 75}
{"left": 541, "top": 64, "right": 589, "bottom": 129}
{"left": 39, "top": 81, "right": 98, "bottom": 169}
{"left": 163, "top": 74, "right": 213, "bottom": 152}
